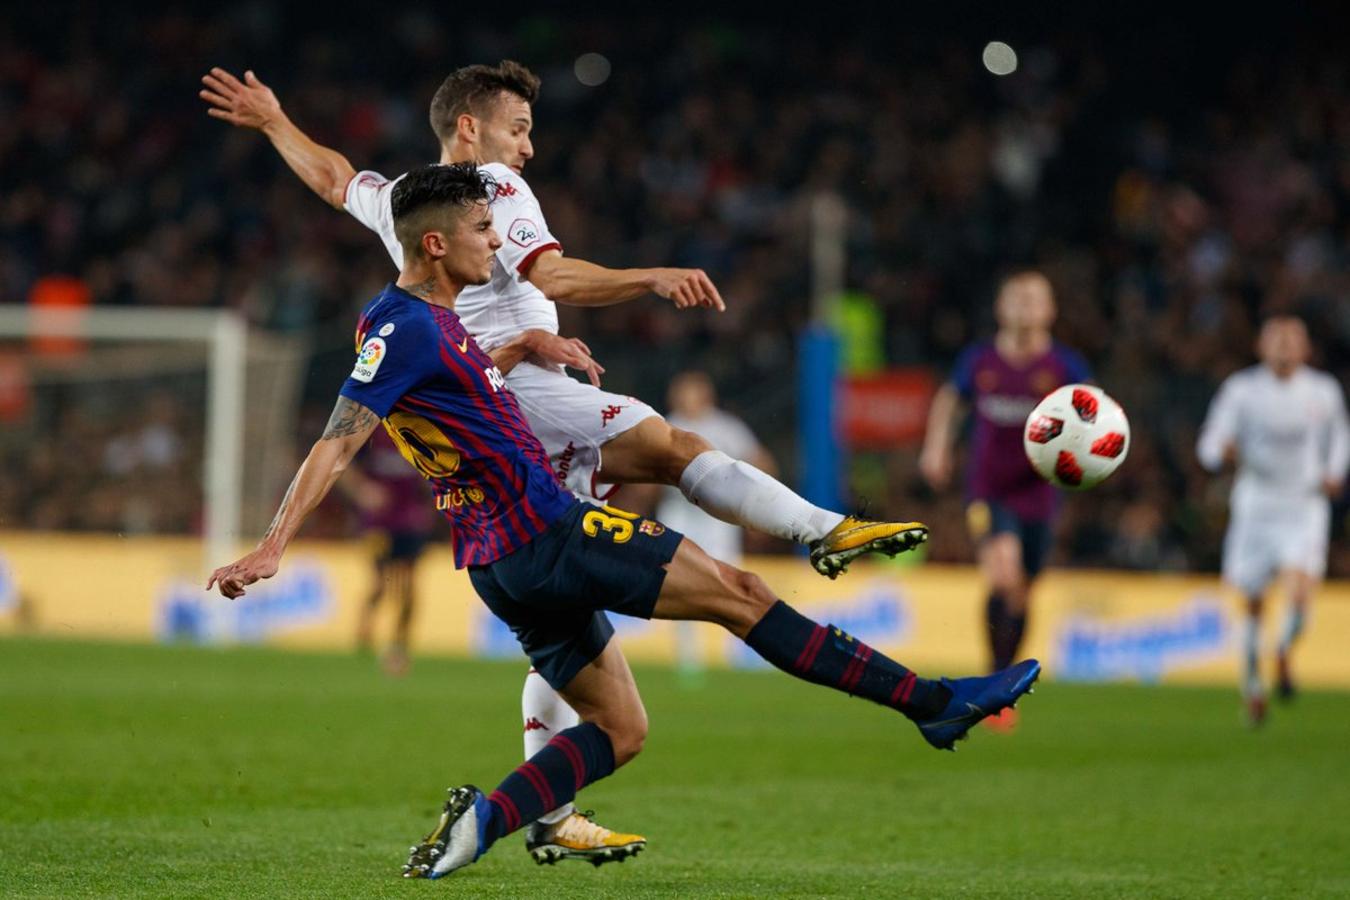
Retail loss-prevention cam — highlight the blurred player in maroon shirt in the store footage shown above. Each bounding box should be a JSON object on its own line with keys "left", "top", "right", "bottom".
{"left": 344, "top": 427, "right": 436, "bottom": 675}
{"left": 921, "top": 271, "right": 1090, "bottom": 729}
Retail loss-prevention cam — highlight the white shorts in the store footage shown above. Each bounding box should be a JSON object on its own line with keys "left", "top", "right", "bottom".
{"left": 506, "top": 361, "right": 660, "bottom": 503}
{"left": 1221, "top": 496, "right": 1330, "bottom": 597}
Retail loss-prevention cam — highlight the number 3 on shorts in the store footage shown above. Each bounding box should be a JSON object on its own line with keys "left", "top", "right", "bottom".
{"left": 582, "top": 506, "right": 640, "bottom": 544}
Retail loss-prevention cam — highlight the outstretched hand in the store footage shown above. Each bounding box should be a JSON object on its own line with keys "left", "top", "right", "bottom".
{"left": 207, "top": 547, "right": 282, "bottom": 599}
{"left": 648, "top": 268, "right": 725, "bottom": 312}
{"left": 528, "top": 332, "right": 607, "bottom": 387}
{"left": 200, "top": 67, "right": 282, "bottom": 130}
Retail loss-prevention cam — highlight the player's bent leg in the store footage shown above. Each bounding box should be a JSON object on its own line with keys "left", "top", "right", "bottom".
{"left": 404, "top": 649, "right": 639, "bottom": 879}
{"left": 652, "top": 539, "right": 1040, "bottom": 750}
{"left": 603, "top": 420, "right": 926, "bottom": 576}
{"left": 516, "top": 641, "right": 650, "bottom": 866}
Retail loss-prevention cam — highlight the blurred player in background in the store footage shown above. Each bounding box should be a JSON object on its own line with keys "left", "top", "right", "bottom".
{"left": 201, "top": 61, "right": 926, "bottom": 861}
{"left": 1196, "top": 316, "right": 1349, "bottom": 727}
{"left": 342, "top": 427, "right": 435, "bottom": 676}
{"left": 654, "top": 371, "right": 774, "bottom": 679}
{"left": 920, "top": 271, "right": 1090, "bottom": 729}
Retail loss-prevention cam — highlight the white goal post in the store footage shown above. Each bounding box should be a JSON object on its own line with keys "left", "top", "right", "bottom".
{"left": 0, "top": 305, "right": 247, "bottom": 570}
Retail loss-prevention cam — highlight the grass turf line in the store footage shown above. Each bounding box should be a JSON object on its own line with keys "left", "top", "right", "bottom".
{"left": 1, "top": 637, "right": 1348, "bottom": 898}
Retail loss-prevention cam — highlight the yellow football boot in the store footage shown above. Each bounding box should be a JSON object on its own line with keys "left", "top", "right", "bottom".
{"left": 809, "top": 516, "right": 929, "bottom": 579}
{"left": 525, "top": 810, "right": 646, "bottom": 866}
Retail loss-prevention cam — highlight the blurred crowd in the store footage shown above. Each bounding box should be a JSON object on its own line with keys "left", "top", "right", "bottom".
{"left": 1, "top": 8, "right": 1347, "bottom": 573}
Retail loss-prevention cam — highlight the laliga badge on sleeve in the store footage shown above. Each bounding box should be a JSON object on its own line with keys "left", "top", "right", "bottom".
{"left": 351, "top": 337, "right": 387, "bottom": 383}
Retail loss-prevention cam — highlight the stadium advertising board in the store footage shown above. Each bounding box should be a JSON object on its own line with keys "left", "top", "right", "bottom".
{"left": 3, "top": 532, "right": 1349, "bottom": 687}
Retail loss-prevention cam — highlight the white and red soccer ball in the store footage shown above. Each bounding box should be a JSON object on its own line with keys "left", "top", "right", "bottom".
{"left": 1023, "top": 384, "right": 1130, "bottom": 490}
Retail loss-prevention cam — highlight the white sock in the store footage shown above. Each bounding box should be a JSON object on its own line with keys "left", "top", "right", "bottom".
{"left": 1242, "top": 615, "right": 1262, "bottom": 699}
{"left": 678, "top": 450, "right": 845, "bottom": 544}
{"left": 522, "top": 669, "right": 579, "bottom": 825}
{"left": 1278, "top": 605, "right": 1307, "bottom": 655}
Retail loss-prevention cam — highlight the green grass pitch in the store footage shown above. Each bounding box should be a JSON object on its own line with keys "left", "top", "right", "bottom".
{"left": 2, "top": 637, "right": 1348, "bottom": 898}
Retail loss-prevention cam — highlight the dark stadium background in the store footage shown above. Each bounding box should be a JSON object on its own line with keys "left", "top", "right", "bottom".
{"left": 1, "top": 2, "right": 1347, "bottom": 574}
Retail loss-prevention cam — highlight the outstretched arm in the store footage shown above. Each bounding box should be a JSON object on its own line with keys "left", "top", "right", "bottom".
{"left": 200, "top": 67, "right": 357, "bottom": 209}
{"left": 525, "top": 251, "right": 725, "bottom": 311}
{"left": 207, "top": 396, "right": 380, "bottom": 598}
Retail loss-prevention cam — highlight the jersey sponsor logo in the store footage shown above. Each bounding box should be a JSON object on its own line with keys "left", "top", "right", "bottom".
{"left": 495, "top": 181, "right": 519, "bottom": 198}
{"left": 435, "top": 486, "right": 486, "bottom": 511}
{"left": 508, "top": 217, "right": 541, "bottom": 247}
{"left": 378, "top": 322, "right": 396, "bottom": 337}
{"left": 485, "top": 366, "right": 508, "bottom": 392}
{"left": 351, "top": 337, "right": 387, "bottom": 383}
{"left": 601, "top": 404, "right": 624, "bottom": 426}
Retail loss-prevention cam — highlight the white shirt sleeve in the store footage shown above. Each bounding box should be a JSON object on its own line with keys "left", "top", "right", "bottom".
{"left": 482, "top": 164, "right": 562, "bottom": 282}
{"left": 1197, "top": 375, "right": 1242, "bottom": 472}
{"left": 1324, "top": 375, "right": 1350, "bottom": 484}
{"left": 343, "top": 170, "right": 405, "bottom": 270}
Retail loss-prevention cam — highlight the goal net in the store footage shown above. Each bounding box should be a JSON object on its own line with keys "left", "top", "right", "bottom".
{"left": 0, "top": 306, "right": 308, "bottom": 572}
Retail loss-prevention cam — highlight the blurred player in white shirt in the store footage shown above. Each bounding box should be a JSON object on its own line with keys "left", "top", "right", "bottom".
{"left": 1197, "top": 316, "right": 1349, "bottom": 726}
{"left": 201, "top": 60, "right": 926, "bottom": 861}
{"left": 654, "top": 372, "right": 774, "bottom": 678}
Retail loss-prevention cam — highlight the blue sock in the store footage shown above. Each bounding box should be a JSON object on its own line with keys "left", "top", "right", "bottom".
{"left": 744, "top": 600, "right": 950, "bottom": 720}
{"left": 483, "top": 722, "right": 615, "bottom": 849}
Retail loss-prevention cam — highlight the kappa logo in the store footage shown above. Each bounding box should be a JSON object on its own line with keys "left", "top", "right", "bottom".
{"left": 495, "top": 182, "right": 519, "bottom": 199}
{"left": 523, "top": 717, "right": 550, "bottom": 732}
{"left": 601, "top": 404, "right": 624, "bottom": 426}
{"left": 508, "top": 217, "right": 540, "bottom": 247}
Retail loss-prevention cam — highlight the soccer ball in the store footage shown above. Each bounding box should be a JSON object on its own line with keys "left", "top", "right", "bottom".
{"left": 1023, "top": 384, "right": 1130, "bottom": 490}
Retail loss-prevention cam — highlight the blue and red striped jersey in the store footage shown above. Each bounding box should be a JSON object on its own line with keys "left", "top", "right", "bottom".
{"left": 339, "top": 283, "right": 577, "bottom": 567}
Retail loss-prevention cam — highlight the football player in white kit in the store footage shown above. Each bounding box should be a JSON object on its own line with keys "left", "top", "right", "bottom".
{"left": 200, "top": 61, "right": 928, "bottom": 861}
{"left": 1197, "top": 316, "right": 1349, "bottom": 726}
{"left": 654, "top": 371, "right": 774, "bottom": 678}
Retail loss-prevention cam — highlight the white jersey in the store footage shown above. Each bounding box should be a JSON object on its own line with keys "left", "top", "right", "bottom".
{"left": 1196, "top": 364, "right": 1350, "bottom": 509}
{"left": 656, "top": 409, "right": 763, "bottom": 562}
{"left": 344, "top": 162, "right": 563, "bottom": 352}
{"left": 1198, "top": 365, "right": 1347, "bottom": 592}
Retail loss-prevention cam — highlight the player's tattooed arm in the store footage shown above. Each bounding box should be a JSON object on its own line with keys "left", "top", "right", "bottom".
{"left": 208, "top": 396, "right": 379, "bottom": 599}
{"left": 323, "top": 396, "right": 381, "bottom": 439}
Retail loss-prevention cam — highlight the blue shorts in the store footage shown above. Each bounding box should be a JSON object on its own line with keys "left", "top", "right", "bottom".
{"left": 966, "top": 499, "right": 1053, "bottom": 580}
{"left": 375, "top": 530, "right": 430, "bottom": 563}
{"left": 468, "top": 502, "right": 684, "bottom": 691}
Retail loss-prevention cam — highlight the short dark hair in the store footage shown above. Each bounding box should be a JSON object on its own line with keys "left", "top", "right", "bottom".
{"left": 429, "top": 60, "right": 541, "bottom": 144}
{"left": 391, "top": 163, "right": 496, "bottom": 258}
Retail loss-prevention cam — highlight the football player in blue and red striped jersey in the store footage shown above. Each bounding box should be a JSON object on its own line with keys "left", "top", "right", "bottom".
{"left": 207, "top": 164, "right": 1041, "bottom": 881}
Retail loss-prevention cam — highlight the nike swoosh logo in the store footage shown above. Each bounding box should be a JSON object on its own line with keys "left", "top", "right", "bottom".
{"left": 920, "top": 702, "right": 985, "bottom": 730}
{"left": 457, "top": 337, "right": 469, "bottom": 353}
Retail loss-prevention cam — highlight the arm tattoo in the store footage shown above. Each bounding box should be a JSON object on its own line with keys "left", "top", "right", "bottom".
{"left": 402, "top": 276, "right": 438, "bottom": 299}
{"left": 322, "top": 396, "right": 379, "bottom": 439}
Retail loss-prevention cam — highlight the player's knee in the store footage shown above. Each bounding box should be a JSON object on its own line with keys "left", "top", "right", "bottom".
{"left": 719, "top": 564, "right": 776, "bottom": 635}
{"left": 599, "top": 712, "right": 648, "bottom": 766}
{"left": 667, "top": 427, "right": 713, "bottom": 481}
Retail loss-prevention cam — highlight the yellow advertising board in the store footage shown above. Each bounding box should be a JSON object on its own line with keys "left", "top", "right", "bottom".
{"left": 2, "top": 531, "right": 1349, "bottom": 688}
